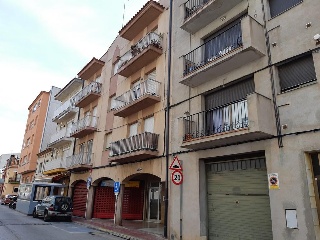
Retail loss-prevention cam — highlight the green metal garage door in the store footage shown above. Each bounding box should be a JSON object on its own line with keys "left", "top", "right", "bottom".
{"left": 207, "top": 158, "right": 272, "bottom": 240}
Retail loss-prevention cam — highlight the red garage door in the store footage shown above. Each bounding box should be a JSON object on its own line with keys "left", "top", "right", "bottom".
{"left": 93, "top": 186, "right": 115, "bottom": 218}
{"left": 122, "top": 184, "right": 144, "bottom": 220}
{"left": 73, "top": 181, "right": 88, "bottom": 217}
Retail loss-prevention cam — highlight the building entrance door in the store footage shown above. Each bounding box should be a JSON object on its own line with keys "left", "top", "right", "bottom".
{"left": 148, "top": 183, "right": 160, "bottom": 221}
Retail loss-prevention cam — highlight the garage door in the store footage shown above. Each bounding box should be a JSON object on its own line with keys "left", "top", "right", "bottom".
{"left": 72, "top": 181, "right": 88, "bottom": 217}
{"left": 207, "top": 158, "right": 272, "bottom": 240}
{"left": 93, "top": 186, "right": 115, "bottom": 218}
{"left": 122, "top": 184, "right": 144, "bottom": 220}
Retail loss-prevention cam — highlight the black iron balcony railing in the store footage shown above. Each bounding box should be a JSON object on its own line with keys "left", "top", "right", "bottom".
{"left": 183, "top": 22, "right": 242, "bottom": 76}
{"left": 116, "top": 32, "right": 162, "bottom": 73}
{"left": 184, "top": 0, "right": 210, "bottom": 19}
{"left": 109, "top": 132, "right": 159, "bottom": 157}
{"left": 66, "top": 152, "right": 93, "bottom": 168}
{"left": 8, "top": 177, "right": 20, "bottom": 183}
{"left": 183, "top": 99, "right": 248, "bottom": 141}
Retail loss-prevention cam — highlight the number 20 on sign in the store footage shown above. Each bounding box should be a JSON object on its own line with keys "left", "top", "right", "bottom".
{"left": 171, "top": 170, "right": 183, "bottom": 185}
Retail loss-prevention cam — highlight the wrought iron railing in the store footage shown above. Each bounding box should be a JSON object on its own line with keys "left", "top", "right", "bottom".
{"left": 43, "top": 157, "right": 66, "bottom": 172}
{"left": 183, "top": 22, "right": 242, "bottom": 76}
{"left": 109, "top": 132, "right": 159, "bottom": 157}
{"left": 66, "top": 152, "right": 93, "bottom": 168}
{"left": 71, "top": 81, "right": 102, "bottom": 105}
{"left": 48, "top": 123, "right": 73, "bottom": 146}
{"left": 70, "top": 115, "right": 98, "bottom": 135}
{"left": 111, "top": 78, "right": 161, "bottom": 110}
{"left": 184, "top": 0, "right": 210, "bottom": 19}
{"left": 52, "top": 99, "right": 78, "bottom": 121}
{"left": 183, "top": 99, "right": 248, "bottom": 141}
{"left": 116, "top": 32, "right": 162, "bottom": 73}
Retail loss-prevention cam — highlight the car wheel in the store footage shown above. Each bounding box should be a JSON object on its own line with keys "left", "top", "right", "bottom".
{"left": 12, "top": 203, "right": 16, "bottom": 210}
{"left": 33, "top": 209, "right": 38, "bottom": 218}
{"left": 43, "top": 211, "right": 50, "bottom": 222}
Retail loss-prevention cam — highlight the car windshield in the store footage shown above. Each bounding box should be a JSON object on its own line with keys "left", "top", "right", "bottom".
{"left": 54, "top": 197, "right": 72, "bottom": 204}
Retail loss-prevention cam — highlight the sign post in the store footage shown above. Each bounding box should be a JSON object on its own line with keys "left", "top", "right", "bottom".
{"left": 114, "top": 181, "right": 121, "bottom": 225}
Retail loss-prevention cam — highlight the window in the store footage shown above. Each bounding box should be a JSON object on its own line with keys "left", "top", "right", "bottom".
{"left": 110, "top": 95, "right": 116, "bottom": 110}
{"left": 113, "top": 61, "right": 121, "bottom": 76}
{"left": 269, "top": 0, "right": 302, "bottom": 18}
{"left": 144, "top": 116, "right": 154, "bottom": 133}
{"left": 278, "top": 54, "right": 316, "bottom": 92}
{"left": 29, "top": 120, "right": 34, "bottom": 130}
{"left": 129, "top": 122, "right": 138, "bottom": 137}
{"left": 105, "top": 133, "right": 112, "bottom": 150}
{"left": 27, "top": 138, "right": 30, "bottom": 146}
{"left": 95, "top": 75, "right": 101, "bottom": 83}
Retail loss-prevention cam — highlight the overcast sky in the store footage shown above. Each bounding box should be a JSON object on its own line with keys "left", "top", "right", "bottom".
{"left": 0, "top": 0, "right": 151, "bottom": 155}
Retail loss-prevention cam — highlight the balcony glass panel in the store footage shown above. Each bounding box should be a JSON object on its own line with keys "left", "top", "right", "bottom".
{"left": 111, "top": 79, "right": 161, "bottom": 111}
{"left": 116, "top": 32, "right": 162, "bottom": 73}
{"left": 49, "top": 123, "right": 72, "bottom": 145}
{"left": 43, "top": 157, "right": 66, "bottom": 172}
{"left": 109, "top": 132, "right": 159, "bottom": 157}
{"left": 183, "top": 99, "right": 248, "bottom": 141}
{"left": 53, "top": 99, "right": 78, "bottom": 121}
{"left": 183, "top": 22, "right": 242, "bottom": 77}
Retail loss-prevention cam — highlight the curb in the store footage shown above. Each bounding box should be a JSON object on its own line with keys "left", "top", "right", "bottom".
{"left": 74, "top": 220, "right": 144, "bottom": 240}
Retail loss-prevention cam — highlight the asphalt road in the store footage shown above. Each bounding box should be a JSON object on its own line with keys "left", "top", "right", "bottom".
{"left": 0, "top": 205, "right": 123, "bottom": 240}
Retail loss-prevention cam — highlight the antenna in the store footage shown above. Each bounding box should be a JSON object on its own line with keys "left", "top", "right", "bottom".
{"left": 122, "top": 0, "right": 128, "bottom": 28}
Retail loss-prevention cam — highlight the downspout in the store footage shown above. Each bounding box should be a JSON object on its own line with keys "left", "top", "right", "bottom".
{"left": 260, "top": 0, "right": 283, "bottom": 147}
{"left": 164, "top": 0, "right": 173, "bottom": 238}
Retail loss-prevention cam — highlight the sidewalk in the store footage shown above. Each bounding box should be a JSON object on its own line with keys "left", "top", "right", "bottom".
{"left": 72, "top": 217, "right": 166, "bottom": 240}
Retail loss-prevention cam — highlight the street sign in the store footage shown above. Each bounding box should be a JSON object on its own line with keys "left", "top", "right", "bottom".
{"left": 171, "top": 170, "right": 183, "bottom": 185}
{"left": 114, "top": 181, "right": 120, "bottom": 195}
{"left": 169, "top": 156, "right": 183, "bottom": 171}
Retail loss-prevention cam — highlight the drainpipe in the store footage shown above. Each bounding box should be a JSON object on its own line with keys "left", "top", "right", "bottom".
{"left": 260, "top": 0, "right": 283, "bottom": 148}
{"left": 164, "top": 0, "right": 173, "bottom": 238}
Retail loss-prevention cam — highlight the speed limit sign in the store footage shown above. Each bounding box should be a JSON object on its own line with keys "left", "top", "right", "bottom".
{"left": 171, "top": 170, "right": 183, "bottom": 185}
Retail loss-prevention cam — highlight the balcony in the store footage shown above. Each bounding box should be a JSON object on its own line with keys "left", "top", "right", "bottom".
{"left": 117, "top": 32, "right": 163, "bottom": 78}
{"left": 72, "top": 81, "right": 102, "bottom": 108}
{"left": 181, "top": 16, "right": 265, "bottom": 87}
{"left": 48, "top": 124, "right": 73, "bottom": 148}
{"left": 66, "top": 153, "right": 93, "bottom": 172}
{"left": 109, "top": 132, "right": 159, "bottom": 163}
{"left": 52, "top": 99, "right": 78, "bottom": 123}
{"left": 70, "top": 115, "right": 98, "bottom": 138}
{"left": 119, "top": 1, "right": 164, "bottom": 41}
{"left": 112, "top": 79, "right": 161, "bottom": 117}
{"left": 8, "top": 177, "right": 20, "bottom": 184}
{"left": 43, "top": 157, "right": 66, "bottom": 175}
{"left": 181, "top": 93, "right": 275, "bottom": 149}
{"left": 182, "top": 0, "right": 244, "bottom": 34}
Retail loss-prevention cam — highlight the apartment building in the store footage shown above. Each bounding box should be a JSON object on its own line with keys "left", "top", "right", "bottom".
{"left": 1, "top": 155, "right": 20, "bottom": 196}
{"left": 34, "top": 79, "right": 83, "bottom": 191}
{"left": 67, "top": 0, "right": 169, "bottom": 224}
{"left": 18, "top": 87, "right": 61, "bottom": 183}
{"left": 169, "top": 0, "right": 320, "bottom": 239}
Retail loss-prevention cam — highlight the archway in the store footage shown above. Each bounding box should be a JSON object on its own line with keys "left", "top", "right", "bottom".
{"left": 92, "top": 178, "right": 115, "bottom": 219}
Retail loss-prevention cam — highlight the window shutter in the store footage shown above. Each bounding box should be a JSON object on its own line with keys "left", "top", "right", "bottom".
{"left": 278, "top": 54, "right": 316, "bottom": 92}
{"left": 129, "top": 123, "right": 138, "bottom": 136}
{"left": 144, "top": 116, "right": 154, "bottom": 133}
{"left": 205, "top": 77, "right": 254, "bottom": 110}
{"left": 269, "top": 0, "right": 302, "bottom": 18}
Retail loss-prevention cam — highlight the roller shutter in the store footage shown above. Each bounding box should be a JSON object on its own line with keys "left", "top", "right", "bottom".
{"left": 93, "top": 186, "right": 115, "bottom": 219}
{"left": 122, "top": 183, "right": 144, "bottom": 220}
{"left": 207, "top": 158, "right": 272, "bottom": 240}
{"left": 72, "top": 181, "right": 88, "bottom": 217}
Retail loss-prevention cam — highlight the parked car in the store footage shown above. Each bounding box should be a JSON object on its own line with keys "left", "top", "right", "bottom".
{"left": 1, "top": 194, "right": 17, "bottom": 205}
{"left": 33, "top": 195, "right": 73, "bottom": 222}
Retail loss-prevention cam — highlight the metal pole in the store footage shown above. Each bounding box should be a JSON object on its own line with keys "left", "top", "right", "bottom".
{"left": 164, "top": 0, "right": 173, "bottom": 238}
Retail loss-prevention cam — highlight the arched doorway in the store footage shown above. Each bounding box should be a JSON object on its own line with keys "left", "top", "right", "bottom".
{"left": 122, "top": 173, "right": 162, "bottom": 221}
{"left": 93, "top": 178, "right": 115, "bottom": 218}
{"left": 72, "top": 180, "right": 88, "bottom": 217}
